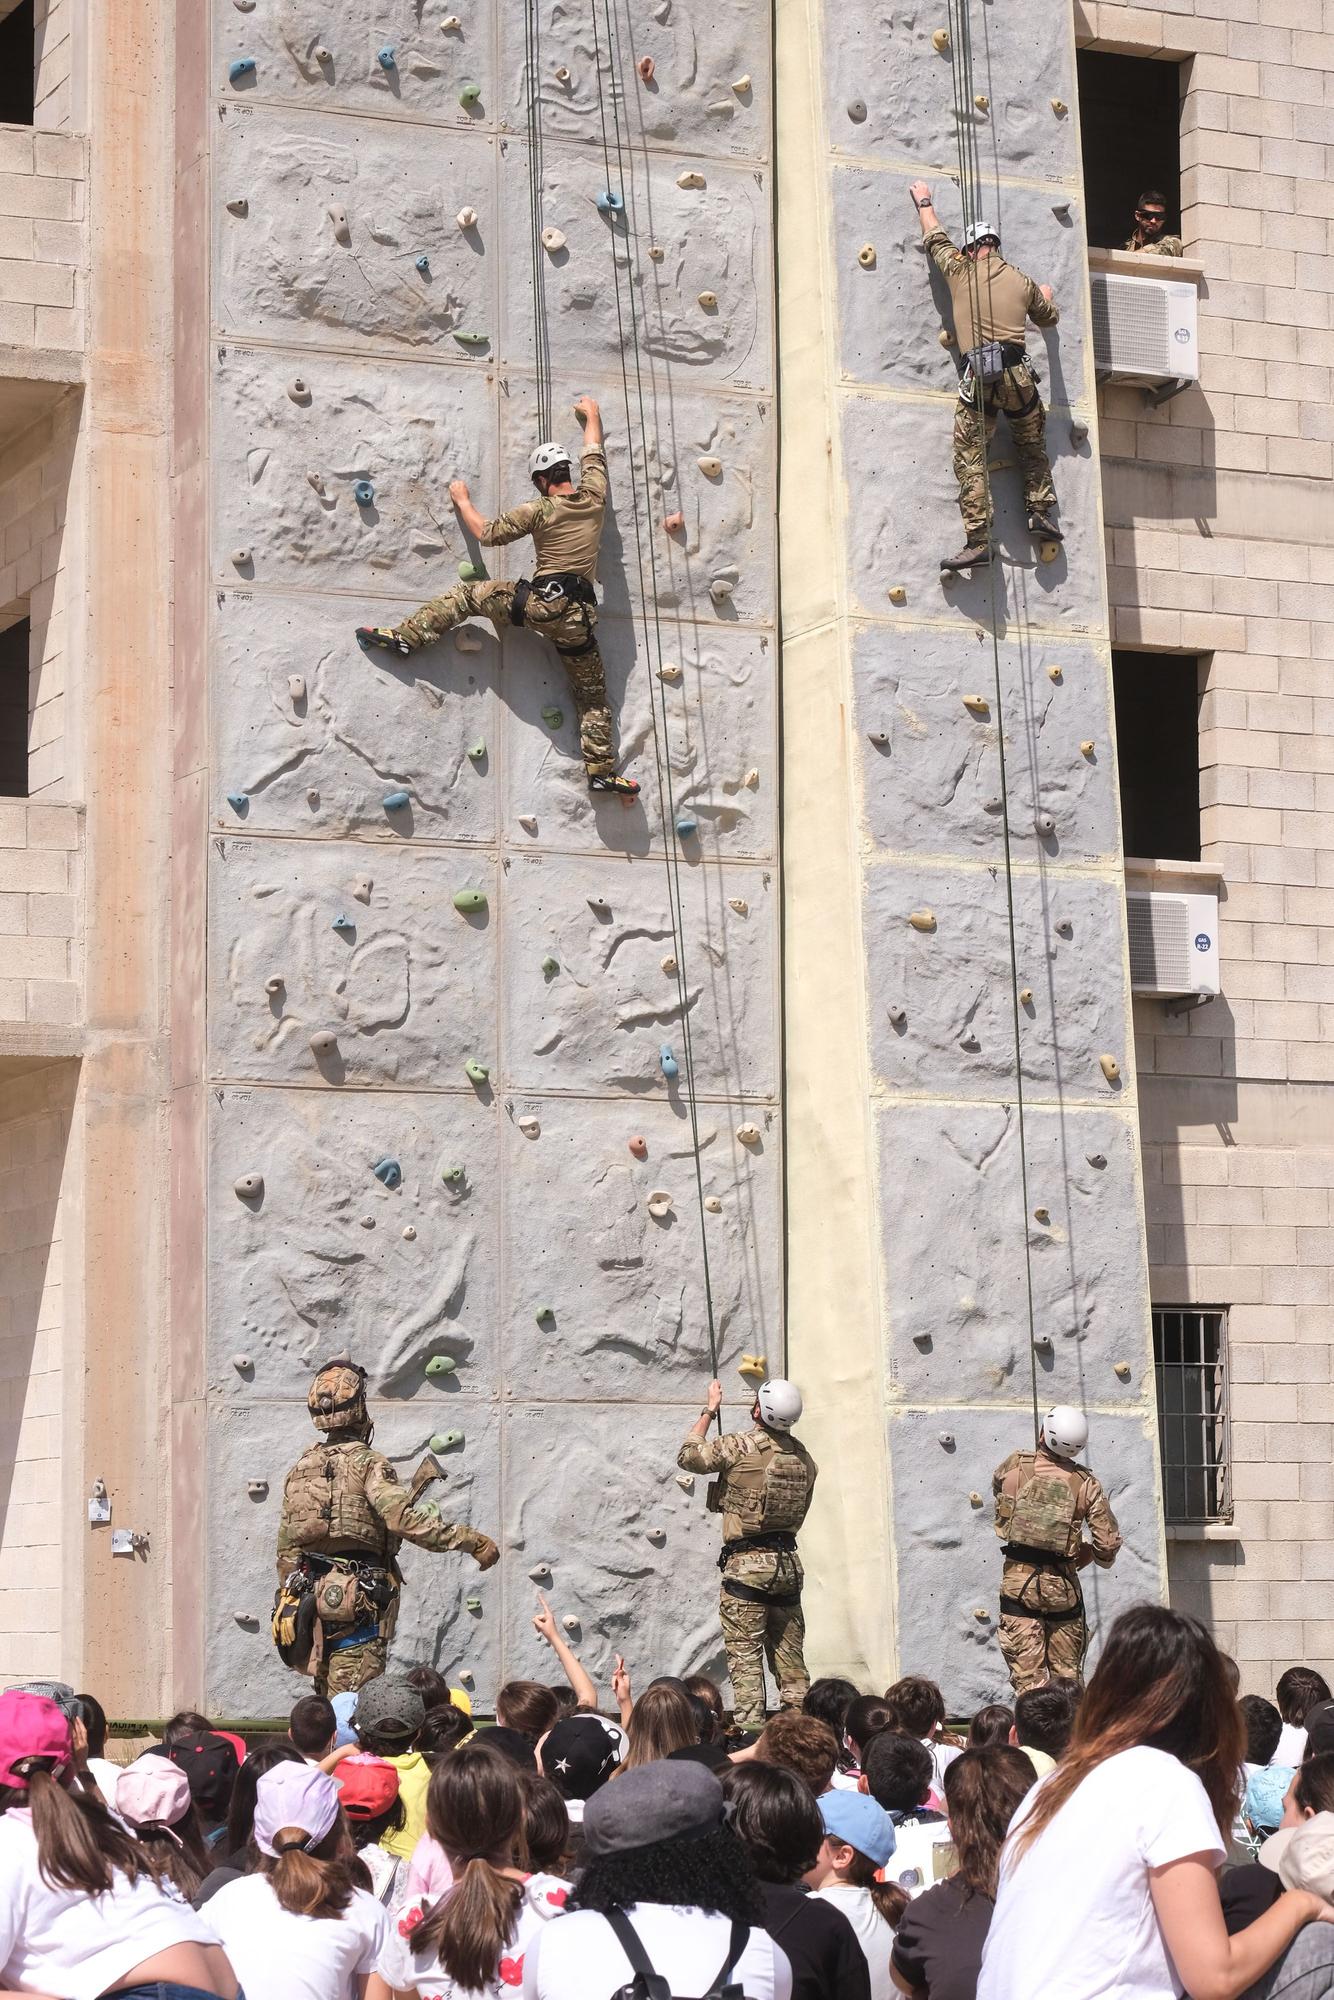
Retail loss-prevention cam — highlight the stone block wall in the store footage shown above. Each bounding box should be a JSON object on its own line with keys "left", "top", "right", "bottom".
{"left": 0, "top": 396, "right": 79, "bottom": 799}
{"left": 0, "top": 127, "right": 84, "bottom": 353}
{"left": 0, "top": 798, "right": 81, "bottom": 1024}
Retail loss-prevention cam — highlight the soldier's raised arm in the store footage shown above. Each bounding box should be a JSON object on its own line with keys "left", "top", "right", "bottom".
{"left": 1082, "top": 1473, "right": 1123, "bottom": 1569}
{"left": 365, "top": 1459, "right": 499, "bottom": 1568}
{"left": 677, "top": 1377, "right": 743, "bottom": 1474}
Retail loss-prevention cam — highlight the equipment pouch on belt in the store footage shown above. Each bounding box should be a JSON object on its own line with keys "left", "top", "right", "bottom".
{"left": 272, "top": 1572, "right": 318, "bottom": 1671}
{"left": 967, "top": 339, "right": 1008, "bottom": 383}
{"left": 313, "top": 1567, "right": 363, "bottom": 1626}
{"left": 706, "top": 1477, "right": 723, "bottom": 1515}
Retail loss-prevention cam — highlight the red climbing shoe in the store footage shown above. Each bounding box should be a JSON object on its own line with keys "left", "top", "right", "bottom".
{"left": 940, "top": 542, "right": 993, "bottom": 572}
{"left": 356, "top": 624, "right": 413, "bottom": 656}
{"left": 588, "top": 773, "right": 641, "bottom": 799}
{"left": 1027, "top": 511, "right": 1063, "bottom": 541}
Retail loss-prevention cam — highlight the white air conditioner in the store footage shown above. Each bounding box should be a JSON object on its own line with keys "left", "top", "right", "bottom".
{"left": 1127, "top": 890, "right": 1220, "bottom": 998}
{"left": 1090, "top": 274, "right": 1199, "bottom": 389}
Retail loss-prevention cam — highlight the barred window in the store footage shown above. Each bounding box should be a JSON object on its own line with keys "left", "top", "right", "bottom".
{"left": 1153, "top": 1308, "right": 1231, "bottom": 1525}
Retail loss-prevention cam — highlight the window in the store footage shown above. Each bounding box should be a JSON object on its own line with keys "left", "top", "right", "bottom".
{"left": 1112, "top": 650, "right": 1200, "bottom": 862}
{"left": 1153, "top": 1308, "right": 1231, "bottom": 1525}
{"left": 1077, "top": 50, "right": 1183, "bottom": 253}
{"left": 0, "top": 0, "right": 35, "bottom": 127}
{"left": 0, "top": 618, "right": 29, "bottom": 798}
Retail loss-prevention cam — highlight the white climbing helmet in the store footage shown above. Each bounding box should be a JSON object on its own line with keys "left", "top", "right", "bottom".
{"left": 529, "top": 440, "right": 571, "bottom": 478}
{"left": 1041, "top": 1405, "right": 1089, "bottom": 1459}
{"left": 756, "top": 1379, "right": 803, "bottom": 1431}
{"left": 962, "top": 220, "right": 1000, "bottom": 251}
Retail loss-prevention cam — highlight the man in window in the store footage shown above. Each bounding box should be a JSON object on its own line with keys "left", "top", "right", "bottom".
{"left": 1125, "top": 189, "right": 1183, "bottom": 258}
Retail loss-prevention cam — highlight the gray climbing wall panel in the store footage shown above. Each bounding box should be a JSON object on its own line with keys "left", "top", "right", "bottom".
{"left": 205, "top": 0, "right": 778, "bottom": 1710}
{"left": 818, "top": 0, "right": 1167, "bottom": 1701}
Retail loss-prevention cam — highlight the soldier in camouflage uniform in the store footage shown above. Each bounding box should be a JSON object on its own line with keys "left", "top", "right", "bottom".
{"left": 356, "top": 395, "right": 639, "bottom": 799}
{"left": 909, "top": 181, "right": 1062, "bottom": 574}
{"left": 993, "top": 1403, "right": 1122, "bottom": 1695}
{"left": 678, "top": 1376, "right": 818, "bottom": 1734}
{"left": 1124, "top": 190, "right": 1184, "bottom": 258}
{"left": 274, "top": 1361, "right": 499, "bottom": 1696}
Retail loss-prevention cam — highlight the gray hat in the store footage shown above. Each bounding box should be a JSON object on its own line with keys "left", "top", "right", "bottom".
{"left": 582, "top": 1759, "right": 725, "bottom": 1859}
{"left": 354, "top": 1675, "right": 425, "bottom": 1742}
{"left": 8, "top": 1680, "right": 78, "bottom": 1723}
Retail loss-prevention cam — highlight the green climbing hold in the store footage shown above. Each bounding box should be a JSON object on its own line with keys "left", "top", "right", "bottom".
{"left": 430, "top": 1429, "right": 464, "bottom": 1451}
{"left": 458, "top": 80, "right": 481, "bottom": 105}
{"left": 465, "top": 1595, "right": 482, "bottom": 1611}
{"left": 541, "top": 956, "right": 559, "bottom": 976}
{"left": 467, "top": 741, "right": 486, "bottom": 762}
{"left": 441, "top": 1165, "right": 465, "bottom": 1183}
{"left": 453, "top": 330, "right": 488, "bottom": 347}
{"left": 453, "top": 888, "right": 488, "bottom": 913}
{"left": 536, "top": 1305, "right": 554, "bottom": 1324}
{"left": 425, "top": 1354, "right": 458, "bottom": 1378}
{"left": 458, "top": 559, "right": 482, "bottom": 581}
{"left": 465, "top": 1059, "right": 490, "bottom": 1084}
{"left": 541, "top": 706, "right": 564, "bottom": 730}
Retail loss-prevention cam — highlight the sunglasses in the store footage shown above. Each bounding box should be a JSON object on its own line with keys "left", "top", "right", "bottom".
{"left": 1136, "top": 210, "right": 1166, "bottom": 224}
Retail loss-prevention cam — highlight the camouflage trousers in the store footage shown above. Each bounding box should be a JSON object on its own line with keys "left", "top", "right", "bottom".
{"left": 953, "top": 359, "right": 1056, "bottom": 540}
{"left": 397, "top": 578, "right": 615, "bottom": 778}
{"left": 997, "top": 1556, "right": 1086, "bottom": 1693}
{"left": 312, "top": 1581, "right": 400, "bottom": 1697}
{"left": 718, "top": 1550, "right": 810, "bottom": 1733}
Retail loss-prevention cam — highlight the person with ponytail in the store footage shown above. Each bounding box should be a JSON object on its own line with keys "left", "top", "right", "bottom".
{"left": 116, "top": 1755, "right": 213, "bottom": 1902}
{"left": 807, "top": 1791, "right": 904, "bottom": 1999}
{"left": 200, "top": 1761, "right": 390, "bottom": 1999}
{"left": 369, "top": 1739, "right": 570, "bottom": 1999}
{"left": 0, "top": 1689, "right": 237, "bottom": 2000}
{"left": 978, "top": 1604, "right": 1334, "bottom": 2000}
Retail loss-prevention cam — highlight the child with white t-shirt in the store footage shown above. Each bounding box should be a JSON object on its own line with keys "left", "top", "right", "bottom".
{"left": 808, "top": 1791, "right": 903, "bottom": 2000}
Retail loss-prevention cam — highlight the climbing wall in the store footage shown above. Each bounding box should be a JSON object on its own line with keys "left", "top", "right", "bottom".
{"left": 203, "top": 0, "right": 778, "bottom": 1711}
{"left": 785, "top": 0, "right": 1167, "bottom": 1702}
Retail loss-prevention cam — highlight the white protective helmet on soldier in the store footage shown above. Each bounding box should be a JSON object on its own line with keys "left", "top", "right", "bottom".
{"left": 756, "top": 1378, "right": 803, "bottom": 1431}
{"left": 961, "top": 220, "right": 1000, "bottom": 251}
{"left": 528, "top": 440, "right": 571, "bottom": 479}
{"left": 1041, "top": 1404, "right": 1089, "bottom": 1459}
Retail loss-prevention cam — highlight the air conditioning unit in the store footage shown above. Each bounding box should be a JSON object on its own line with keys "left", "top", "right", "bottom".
{"left": 1127, "top": 890, "right": 1220, "bottom": 999}
{"left": 1090, "top": 274, "right": 1199, "bottom": 389}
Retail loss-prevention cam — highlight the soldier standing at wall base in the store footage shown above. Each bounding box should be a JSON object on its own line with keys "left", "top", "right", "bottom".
{"left": 992, "top": 1405, "right": 1123, "bottom": 1695}
{"left": 355, "top": 395, "right": 640, "bottom": 799}
{"left": 908, "top": 180, "right": 1063, "bottom": 575}
{"left": 273, "top": 1361, "right": 499, "bottom": 1697}
{"left": 677, "top": 1377, "right": 818, "bottom": 1735}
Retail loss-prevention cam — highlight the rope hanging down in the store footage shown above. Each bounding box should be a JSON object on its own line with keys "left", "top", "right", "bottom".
{"left": 523, "top": 0, "right": 553, "bottom": 439}
{"left": 946, "top": 0, "right": 1042, "bottom": 1447}
{"left": 579, "top": 0, "right": 722, "bottom": 1394}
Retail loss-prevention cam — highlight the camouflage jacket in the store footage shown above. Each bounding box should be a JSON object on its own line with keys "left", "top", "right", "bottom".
{"left": 275, "top": 1438, "right": 478, "bottom": 1580}
{"left": 678, "top": 1423, "right": 818, "bottom": 1544}
{"left": 992, "top": 1446, "right": 1122, "bottom": 1568}
{"left": 477, "top": 446, "right": 608, "bottom": 583}
{"left": 1124, "top": 233, "right": 1184, "bottom": 258}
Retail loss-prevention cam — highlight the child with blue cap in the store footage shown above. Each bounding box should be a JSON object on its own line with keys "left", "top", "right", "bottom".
{"left": 808, "top": 1791, "right": 902, "bottom": 2000}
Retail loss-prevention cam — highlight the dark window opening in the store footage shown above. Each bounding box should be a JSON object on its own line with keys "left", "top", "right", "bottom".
{"left": 1112, "top": 650, "right": 1200, "bottom": 862}
{"left": 1153, "top": 1308, "right": 1231, "bottom": 1526}
{"left": 0, "top": 618, "right": 30, "bottom": 798}
{"left": 0, "top": 0, "right": 36, "bottom": 127}
{"left": 1077, "top": 50, "right": 1183, "bottom": 252}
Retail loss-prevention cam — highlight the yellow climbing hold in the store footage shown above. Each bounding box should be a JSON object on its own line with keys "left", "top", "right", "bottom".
{"left": 739, "top": 1353, "right": 767, "bottom": 1382}
{"left": 1080, "top": 739, "right": 1095, "bottom": 757}
{"left": 1047, "top": 664, "right": 1063, "bottom": 682}
{"left": 858, "top": 243, "right": 876, "bottom": 268}
{"left": 962, "top": 693, "right": 989, "bottom": 715}
{"left": 908, "top": 909, "right": 936, "bottom": 932}
{"left": 888, "top": 585, "right": 906, "bottom": 604}
{"left": 932, "top": 26, "right": 950, "bottom": 49}
{"left": 1099, "top": 1053, "right": 1121, "bottom": 1083}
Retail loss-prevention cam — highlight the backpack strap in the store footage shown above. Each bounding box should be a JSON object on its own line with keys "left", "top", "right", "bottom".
{"left": 604, "top": 1909, "right": 672, "bottom": 2000}
{"left": 705, "top": 1918, "right": 751, "bottom": 2000}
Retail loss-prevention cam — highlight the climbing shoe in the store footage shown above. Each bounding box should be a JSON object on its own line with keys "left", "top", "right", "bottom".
{"left": 940, "top": 542, "right": 993, "bottom": 572}
{"left": 588, "top": 773, "right": 641, "bottom": 798}
{"left": 1027, "top": 511, "right": 1063, "bottom": 541}
{"left": 356, "top": 624, "right": 413, "bottom": 656}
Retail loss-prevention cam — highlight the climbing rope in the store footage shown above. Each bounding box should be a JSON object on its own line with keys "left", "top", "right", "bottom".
{"left": 945, "top": 0, "right": 1043, "bottom": 1447}
{"left": 583, "top": 0, "right": 723, "bottom": 1401}
{"left": 523, "top": 0, "right": 553, "bottom": 438}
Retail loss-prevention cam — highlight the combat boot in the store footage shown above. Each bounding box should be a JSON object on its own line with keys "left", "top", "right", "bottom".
{"left": 356, "top": 624, "right": 414, "bottom": 656}
{"left": 588, "top": 773, "right": 641, "bottom": 798}
{"left": 1027, "top": 511, "right": 1063, "bottom": 541}
{"left": 940, "top": 541, "right": 993, "bottom": 572}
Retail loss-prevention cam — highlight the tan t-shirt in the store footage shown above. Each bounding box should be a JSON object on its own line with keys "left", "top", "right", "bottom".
{"left": 478, "top": 445, "right": 608, "bottom": 583}
{"left": 924, "top": 230, "right": 1059, "bottom": 356}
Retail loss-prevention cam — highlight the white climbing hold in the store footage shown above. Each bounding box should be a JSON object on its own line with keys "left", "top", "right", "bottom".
{"left": 327, "top": 204, "right": 351, "bottom": 245}
{"left": 540, "top": 226, "right": 566, "bottom": 253}
{"left": 459, "top": 1669, "right": 474, "bottom": 1685}
{"left": 1070, "top": 420, "right": 1088, "bottom": 443}
{"left": 312, "top": 44, "right": 331, "bottom": 61}
{"left": 908, "top": 909, "right": 936, "bottom": 932}
{"left": 518, "top": 1115, "right": 540, "bottom": 1137}
{"left": 529, "top": 1563, "right": 551, "bottom": 1581}
{"left": 360, "top": 1215, "right": 375, "bottom": 1229}
{"left": 887, "top": 1004, "right": 906, "bottom": 1025}
{"left": 939, "top": 328, "right": 954, "bottom": 347}
{"left": 888, "top": 585, "right": 906, "bottom": 604}
{"left": 232, "top": 1353, "right": 251, "bottom": 1370}
{"left": 1051, "top": 97, "right": 1068, "bottom": 115}
{"left": 287, "top": 377, "right": 309, "bottom": 401}
{"left": 698, "top": 289, "right": 718, "bottom": 309}
{"left": 858, "top": 244, "right": 876, "bottom": 268}
{"left": 309, "top": 1030, "right": 338, "bottom": 1056}
{"left": 678, "top": 170, "right": 706, "bottom": 189}
{"left": 1099, "top": 1053, "right": 1121, "bottom": 1082}
{"left": 234, "top": 1173, "right": 263, "bottom": 1199}
{"left": 647, "top": 1190, "right": 673, "bottom": 1218}
{"left": 441, "top": 14, "right": 461, "bottom": 27}
{"left": 709, "top": 578, "right": 734, "bottom": 604}
{"left": 518, "top": 814, "right": 538, "bottom": 834}
{"left": 1087, "top": 1152, "right": 1107, "bottom": 1169}
{"left": 588, "top": 896, "right": 609, "bottom": 913}
{"left": 677, "top": 1472, "right": 695, "bottom": 1491}
{"left": 562, "top": 1613, "right": 580, "bottom": 1631}
{"left": 969, "top": 1491, "right": 984, "bottom": 1507}
{"left": 1036, "top": 812, "right": 1055, "bottom": 834}
{"left": 660, "top": 954, "right": 678, "bottom": 975}
{"left": 736, "top": 1123, "right": 761, "bottom": 1145}
{"left": 697, "top": 454, "right": 722, "bottom": 478}
{"left": 305, "top": 469, "right": 325, "bottom": 495}
{"left": 962, "top": 693, "right": 989, "bottom": 714}
{"left": 288, "top": 674, "right": 305, "bottom": 701}
{"left": 225, "top": 196, "right": 248, "bottom": 216}
{"left": 230, "top": 547, "right": 251, "bottom": 567}
{"left": 1114, "top": 1359, "right": 1131, "bottom": 1379}
{"left": 264, "top": 974, "right": 284, "bottom": 995}
{"left": 868, "top": 730, "right": 889, "bottom": 745}
{"left": 306, "top": 788, "right": 319, "bottom": 807}
{"left": 974, "top": 92, "right": 989, "bottom": 109}
{"left": 554, "top": 65, "right": 571, "bottom": 83}
{"left": 744, "top": 768, "right": 759, "bottom": 788}
{"left": 729, "top": 897, "right": 748, "bottom": 915}
{"left": 352, "top": 875, "right": 372, "bottom": 902}
{"left": 938, "top": 1431, "right": 955, "bottom": 1447}
{"left": 704, "top": 1196, "right": 721, "bottom": 1213}
{"left": 733, "top": 73, "right": 751, "bottom": 92}
{"left": 457, "top": 207, "right": 478, "bottom": 230}
{"left": 402, "top": 1225, "right": 416, "bottom": 1240}
{"left": 1048, "top": 664, "right": 1064, "bottom": 681}
{"left": 647, "top": 1527, "right": 667, "bottom": 1545}
{"left": 657, "top": 662, "right": 682, "bottom": 682}
{"left": 973, "top": 1606, "right": 991, "bottom": 1622}
{"left": 1019, "top": 987, "right": 1033, "bottom": 1005}
{"left": 648, "top": 244, "right": 664, "bottom": 261}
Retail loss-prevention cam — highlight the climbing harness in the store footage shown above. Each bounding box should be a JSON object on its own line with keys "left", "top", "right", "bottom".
{"left": 946, "top": 0, "right": 1042, "bottom": 1445}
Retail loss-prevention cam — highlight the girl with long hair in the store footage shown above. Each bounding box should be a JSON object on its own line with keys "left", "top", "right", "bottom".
{"left": 890, "top": 1745, "right": 1033, "bottom": 1998}
{"left": 621, "top": 1682, "right": 699, "bottom": 1770}
{"left": 199, "top": 1761, "right": 390, "bottom": 1999}
{"left": 369, "top": 1739, "right": 570, "bottom": 2000}
{"left": 978, "top": 1604, "right": 1334, "bottom": 2000}
{"left": 807, "top": 1790, "right": 905, "bottom": 1997}
{"left": 0, "top": 1690, "right": 238, "bottom": 2000}
{"left": 116, "top": 1754, "right": 213, "bottom": 1902}
{"left": 722, "top": 1761, "right": 874, "bottom": 2000}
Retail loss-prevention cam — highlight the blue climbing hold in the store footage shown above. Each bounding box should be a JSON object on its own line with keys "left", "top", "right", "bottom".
{"left": 660, "top": 1045, "right": 679, "bottom": 1080}
{"left": 332, "top": 913, "right": 354, "bottom": 932}
{"left": 383, "top": 789, "right": 411, "bottom": 812}
{"left": 372, "top": 1157, "right": 402, "bottom": 1189}
{"left": 596, "top": 191, "right": 624, "bottom": 214}
{"left": 377, "top": 45, "right": 396, "bottom": 68}
{"left": 675, "top": 816, "right": 698, "bottom": 839}
{"left": 354, "top": 479, "right": 375, "bottom": 506}
{"left": 414, "top": 253, "right": 430, "bottom": 274}
{"left": 228, "top": 57, "right": 255, "bottom": 83}
{"left": 226, "top": 791, "right": 248, "bottom": 812}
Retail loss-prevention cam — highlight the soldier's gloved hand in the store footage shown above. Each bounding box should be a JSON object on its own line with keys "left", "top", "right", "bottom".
{"left": 469, "top": 1532, "right": 500, "bottom": 1571}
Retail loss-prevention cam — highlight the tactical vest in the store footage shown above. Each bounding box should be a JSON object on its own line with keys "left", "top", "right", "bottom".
{"left": 717, "top": 1431, "right": 816, "bottom": 1543}
{"left": 280, "top": 1441, "right": 395, "bottom": 1563}
{"left": 999, "top": 1452, "right": 1084, "bottom": 1558}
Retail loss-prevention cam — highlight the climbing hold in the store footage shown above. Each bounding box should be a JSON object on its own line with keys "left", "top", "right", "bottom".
{"left": 677, "top": 1473, "right": 695, "bottom": 1492}
{"left": 415, "top": 253, "right": 430, "bottom": 274}
{"left": 228, "top": 57, "right": 256, "bottom": 82}
{"left": 697, "top": 454, "right": 722, "bottom": 478}
{"left": 542, "top": 706, "right": 564, "bottom": 729}
{"left": 535, "top": 1305, "right": 554, "bottom": 1324}
{"left": 629, "top": 1136, "right": 648, "bottom": 1158}
{"left": 288, "top": 376, "right": 310, "bottom": 401}
{"left": 1114, "top": 1360, "right": 1131, "bottom": 1379}
{"left": 931, "top": 26, "right": 949, "bottom": 49}
{"left": 459, "top": 1670, "right": 474, "bottom": 1686}
{"left": 465, "top": 1059, "right": 490, "bottom": 1084}
{"left": 540, "top": 227, "right": 566, "bottom": 253}
{"left": 352, "top": 876, "right": 372, "bottom": 903}
{"left": 553, "top": 65, "right": 571, "bottom": 83}
{"left": 938, "top": 1431, "right": 955, "bottom": 1448}
{"left": 402, "top": 1226, "right": 416, "bottom": 1241}
{"left": 983, "top": 795, "right": 1002, "bottom": 813}
{"left": 858, "top": 244, "right": 876, "bottom": 269}
{"left": 377, "top": 45, "right": 396, "bottom": 68}
{"left": 230, "top": 547, "right": 251, "bottom": 568}
{"left": 959, "top": 1031, "right": 980, "bottom": 1052}
{"left": 739, "top": 1354, "right": 767, "bottom": 1381}
{"left": 458, "top": 80, "right": 481, "bottom": 105}
{"left": 587, "top": 895, "right": 609, "bottom": 913}
{"left": 709, "top": 579, "right": 734, "bottom": 605}
{"left": 453, "top": 331, "right": 488, "bottom": 348}
{"left": 232, "top": 1354, "right": 251, "bottom": 1371}
{"left": 1087, "top": 1152, "right": 1107, "bottom": 1169}
{"left": 1080, "top": 740, "right": 1095, "bottom": 757}
{"left": 658, "top": 661, "right": 682, "bottom": 680}
{"left": 675, "top": 816, "right": 698, "bottom": 839}
{"left": 908, "top": 909, "right": 936, "bottom": 932}
{"left": 456, "top": 207, "right": 478, "bottom": 230}
{"left": 1034, "top": 1334, "right": 1053, "bottom": 1351}
{"left": 1055, "top": 918, "right": 1073, "bottom": 936}
{"left": 648, "top": 244, "right": 664, "bottom": 261}
{"left": 518, "top": 1115, "right": 541, "bottom": 1136}
{"left": 637, "top": 55, "right": 655, "bottom": 82}
{"left": 246, "top": 1478, "right": 268, "bottom": 1499}
{"left": 332, "top": 913, "right": 354, "bottom": 933}
{"left": 1047, "top": 664, "right": 1063, "bottom": 682}
{"left": 441, "top": 1165, "right": 465, "bottom": 1183}
{"left": 973, "top": 1607, "right": 991, "bottom": 1623}
{"left": 888, "top": 585, "right": 906, "bottom": 604}
{"left": 677, "top": 171, "right": 706, "bottom": 190}
{"left": 372, "top": 1158, "right": 402, "bottom": 1190}
{"left": 663, "top": 512, "right": 685, "bottom": 535}
{"left": 887, "top": 1004, "right": 906, "bottom": 1026}
{"left": 233, "top": 1173, "right": 263, "bottom": 1200}
{"left": 225, "top": 196, "right": 248, "bottom": 216}
{"left": 562, "top": 1613, "right": 580, "bottom": 1631}
{"left": 458, "top": 560, "right": 481, "bottom": 581}
{"left": 646, "top": 1527, "right": 667, "bottom": 1545}
{"left": 1050, "top": 97, "right": 1068, "bottom": 115}
{"left": 529, "top": 1563, "right": 551, "bottom": 1581}
{"left": 729, "top": 897, "right": 748, "bottom": 915}
{"left": 969, "top": 1492, "right": 984, "bottom": 1507}
{"left": 974, "top": 92, "right": 989, "bottom": 110}
{"left": 313, "top": 44, "right": 331, "bottom": 62}
{"left": 467, "top": 741, "right": 486, "bottom": 763}
{"left": 1052, "top": 200, "right": 1071, "bottom": 217}
{"left": 1099, "top": 1053, "right": 1121, "bottom": 1083}
{"left": 647, "top": 1190, "right": 673, "bottom": 1219}
{"left": 540, "top": 957, "right": 559, "bottom": 977}
{"left": 226, "top": 791, "right": 248, "bottom": 812}
{"left": 360, "top": 1215, "right": 375, "bottom": 1230}
{"left": 1038, "top": 540, "right": 1060, "bottom": 565}
{"left": 962, "top": 693, "right": 989, "bottom": 715}
{"left": 868, "top": 730, "right": 889, "bottom": 746}
{"left": 354, "top": 479, "right": 374, "bottom": 506}
{"left": 1018, "top": 987, "right": 1033, "bottom": 1005}
{"left": 1033, "top": 1205, "right": 1050, "bottom": 1224}
{"left": 596, "top": 190, "right": 624, "bottom": 215}
{"left": 441, "top": 13, "right": 461, "bottom": 27}
{"left": 466, "top": 1595, "right": 482, "bottom": 1612}
{"left": 1036, "top": 812, "right": 1055, "bottom": 835}
{"left": 732, "top": 73, "right": 751, "bottom": 93}
{"left": 660, "top": 1046, "right": 679, "bottom": 1080}
{"left": 431, "top": 1430, "right": 464, "bottom": 1450}
{"left": 383, "top": 790, "right": 410, "bottom": 811}
{"left": 698, "top": 290, "right": 718, "bottom": 309}
{"left": 1070, "top": 421, "right": 1088, "bottom": 444}
{"left": 425, "top": 1354, "right": 458, "bottom": 1377}
{"left": 309, "top": 1030, "right": 338, "bottom": 1056}
{"left": 736, "top": 1123, "right": 761, "bottom": 1146}
{"left": 327, "top": 206, "right": 351, "bottom": 245}
{"left": 518, "top": 815, "right": 538, "bottom": 834}
{"left": 660, "top": 954, "right": 678, "bottom": 975}
{"left": 264, "top": 975, "right": 284, "bottom": 995}
{"left": 847, "top": 98, "right": 866, "bottom": 120}
{"left": 288, "top": 674, "right": 306, "bottom": 701}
